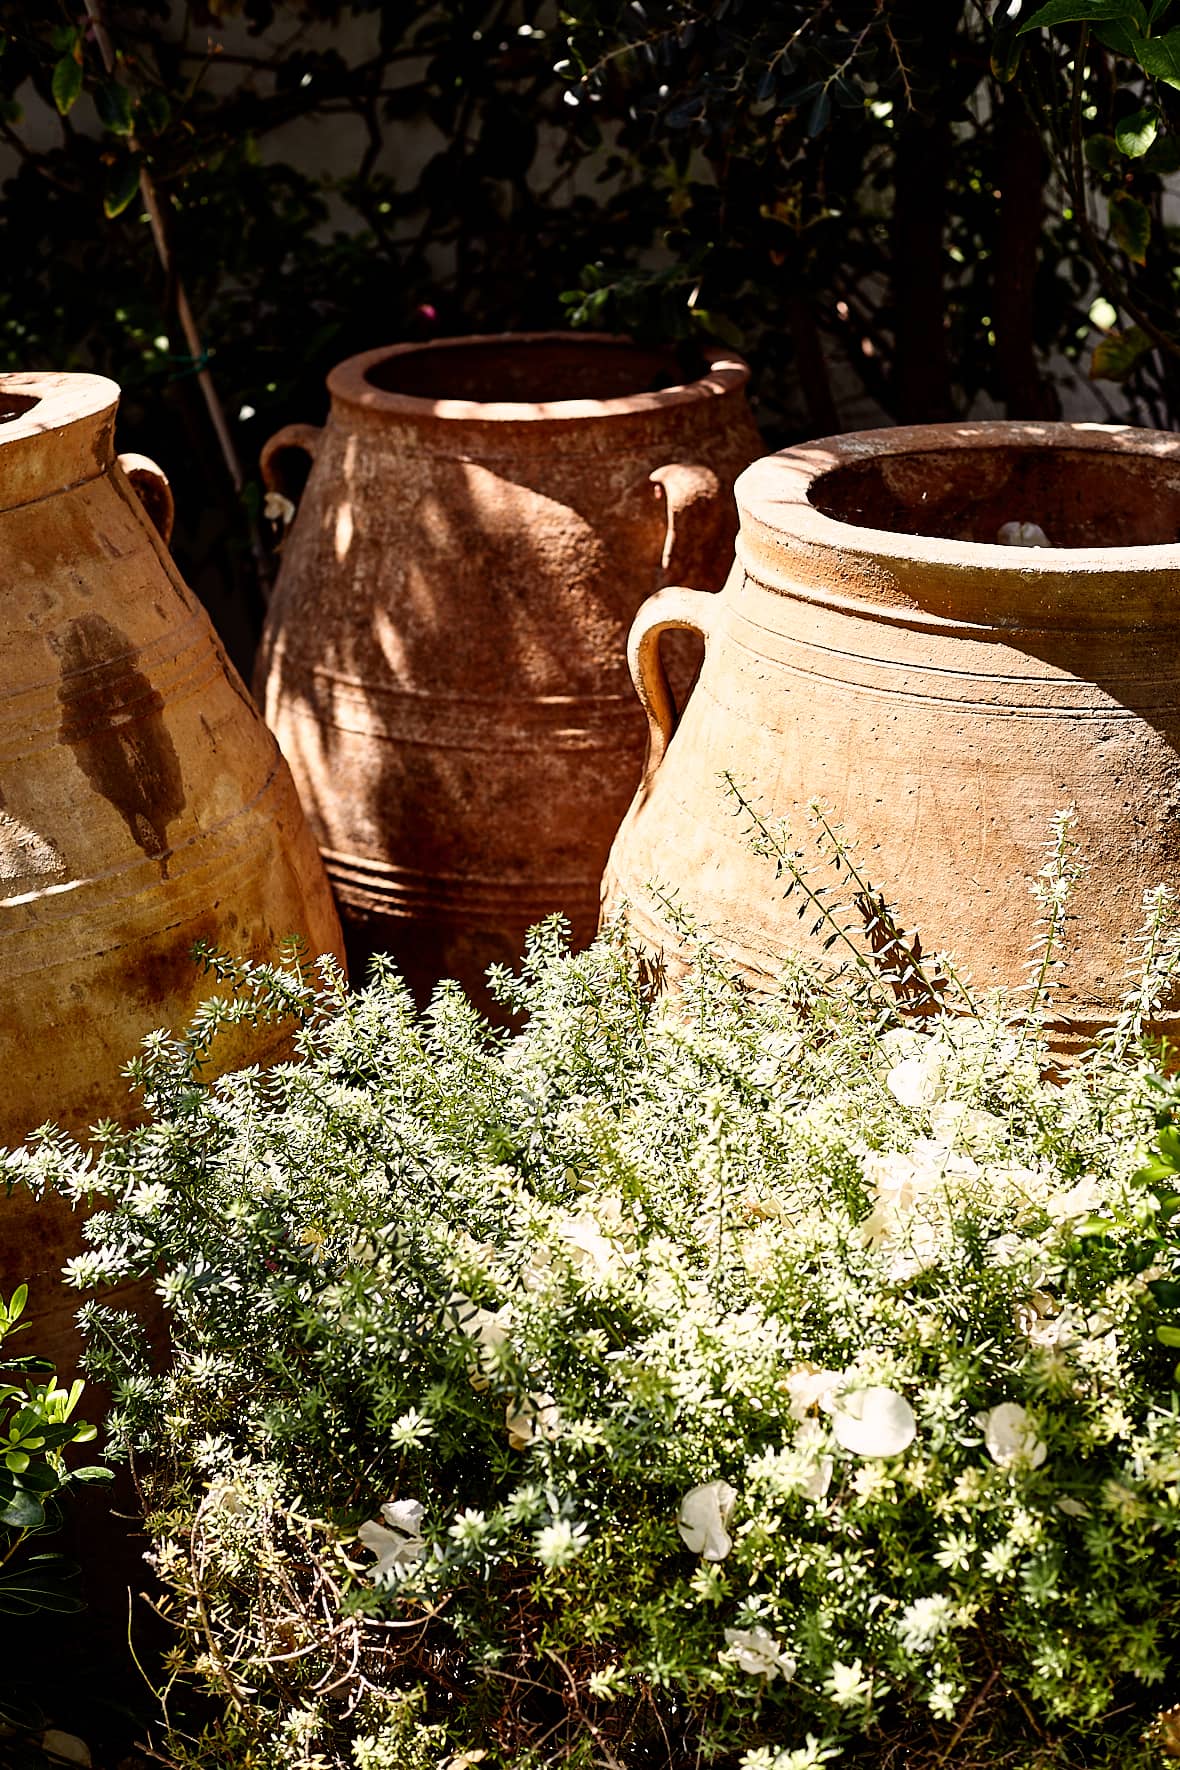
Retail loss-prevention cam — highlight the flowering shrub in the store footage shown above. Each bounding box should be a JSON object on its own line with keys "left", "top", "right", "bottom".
{"left": 7, "top": 883, "right": 1180, "bottom": 1767}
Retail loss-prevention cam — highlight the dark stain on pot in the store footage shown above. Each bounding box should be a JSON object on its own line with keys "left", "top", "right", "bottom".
{"left": 56, "top": 613, "right": 186, "bottom": 871}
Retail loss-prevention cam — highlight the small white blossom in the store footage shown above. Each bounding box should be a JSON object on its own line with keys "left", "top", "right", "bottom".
{"left": 823, "top": 1657, "right": 873, "bottom": 1708}
{"left": 722, "top": 1625, "right": 797, "bottom": 1681}
{"left": 677, "top": 1480, "right": 737, "bottom": 1560}
{"left": 895, "top": 1593, "right": 956, "bottom": 1655}
{"left": 535, "top": 1517, "right": 589, "bottom": 1568}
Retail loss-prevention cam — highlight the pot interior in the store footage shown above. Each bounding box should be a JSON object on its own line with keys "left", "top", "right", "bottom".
{"left": 365, "top": 338, "right": 692, "bottom": 404}
{"left": 0, "top": 392, "right": 40, "bottom": 425}
{"left": 809, "top": 446, "right": 1180, "bottom": 548}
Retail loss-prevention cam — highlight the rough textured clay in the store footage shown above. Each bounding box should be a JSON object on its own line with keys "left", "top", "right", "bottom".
{"left": 0, "top": 372, "right": 345, "bottom": 1374}
{"left": 604, "top": 421, "right": 1180, "bottom": 1047}
{"left": 255, "top": 333, "right": 762, "bottom": 1004}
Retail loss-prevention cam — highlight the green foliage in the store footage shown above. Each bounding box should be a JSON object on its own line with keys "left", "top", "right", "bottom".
{"left": 9, "top": 866, "right": 1180, "bottom": 1768}
{"left": 0, "top": 1285, "right": 111, "bottom": 1634}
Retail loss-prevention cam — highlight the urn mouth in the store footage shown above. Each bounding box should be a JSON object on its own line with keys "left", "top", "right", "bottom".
{"left": 0, "top": 392, "right": 41, "bottom": 425}
{"left": 808, "top": 440, "right": 1180, "bottom": 550}
{"left": 0, "top": 373, "right": 121, "bottom": 515}
{"left": 736, "top": 423, "right": 1180, "bottom": 630}
{"left": 329, "top": 332, "right": 750, "bottom": 429}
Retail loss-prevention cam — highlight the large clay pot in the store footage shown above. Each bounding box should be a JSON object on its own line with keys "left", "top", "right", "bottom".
{"left": 255, "top": 332, "right": 761, "bottom": 1004}
{"left": 604, "top": 421, "right": 1180, "bottom": 1047}
{"left": 0, "top": 371, "right": 346, "bottom": 1374}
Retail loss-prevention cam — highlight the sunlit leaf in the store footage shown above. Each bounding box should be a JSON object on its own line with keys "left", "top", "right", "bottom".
{"left": 1116, "top": 106, "right": 1159, "bottom": 153}
{"left": 1018, "top": 0, "right": 1148, "bottom": 34}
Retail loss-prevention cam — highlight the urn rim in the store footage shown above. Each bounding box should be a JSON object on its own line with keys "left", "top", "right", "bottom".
{"left": 325, "top": 331, "right": 751, "bottom": 429}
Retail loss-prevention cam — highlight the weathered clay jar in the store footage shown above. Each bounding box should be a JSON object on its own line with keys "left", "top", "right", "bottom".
{"left": 255, "top": 332, "right": 761, "bottom": 1003}
{"left": 604, "top": 421, "right": 1180, "bottom": 1046}
{"left": 0, "top": 372, "right": 345, "bottom": 1374}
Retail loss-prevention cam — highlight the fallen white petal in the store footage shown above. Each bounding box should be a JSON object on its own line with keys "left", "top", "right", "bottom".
{"left": 677, "top": 1480, "right": 737, "bottom": 1561}
{"left": 831, "top": 1386, "right": 917, "bottom": 1459}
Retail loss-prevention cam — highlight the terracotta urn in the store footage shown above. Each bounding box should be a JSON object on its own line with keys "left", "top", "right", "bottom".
{"left": 255, "top": 332, "right": 761, "bottom": 1005}
{"left": 603, "top": 421, "right": 1180, "bottom": 1047}
{"left": 0, "top": 372, "right": 345, "bottom": 1373}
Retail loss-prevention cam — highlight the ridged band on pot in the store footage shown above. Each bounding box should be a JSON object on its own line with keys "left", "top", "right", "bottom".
{"left": 602, "top": 421, "right": 1180, "bottom": 1049}
{"left": 0, "top": 371, "right": 346, "bottom": 1377}
{"left": 255, "top": 332, "right": 762, "bottom": 1004}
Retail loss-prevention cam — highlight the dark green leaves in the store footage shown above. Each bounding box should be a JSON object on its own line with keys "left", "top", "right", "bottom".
{"left": 1018, "top": 0, "right": 1149, "bottom": 33}
{"left": 1115, "top": 106, "right": 1159, "bottom": 153}
{"left": 1110, "top": 189, "right": 1152, "bottom": 259}
{"left": 103, "top": 158, "right": 140, "bottom": 219}
{"left": 51, "top": 54, "right": 82, "bottom": 117}
{"left": 1136, "top": 25, "right": 1180, "bottom": 81}
{"left": 1084, "top": 133, "right": 1123, "bottom": 172}
{"left": 95, "top": 81, "right": 134, "bottom": 135}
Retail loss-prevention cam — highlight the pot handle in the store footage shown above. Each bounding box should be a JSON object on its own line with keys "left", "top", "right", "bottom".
{"left": 627, "top": 583, "right": 717, "bottom": 787}
{"left": 117, "top": 452, "right": 174, "bottom": 546}
{"left": 260, "top": 423, "right": 323, "bottom": 507}
{"left": 649, "top": 462, "right": 724, "bottom": 588}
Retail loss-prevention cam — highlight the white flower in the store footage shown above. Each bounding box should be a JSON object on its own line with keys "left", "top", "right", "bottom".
{"left": 895, "top": 1593, "right": 955, "bottom": 1655}
{"left": 263, "top": 490, "right": 296, "bottom": 527}
{"left": 207, "top": 1479, "right": 248, "bottom": 1516}
{"left": 556, "top": 1212, "right": 626, "bottom": 1280}
{"left": 824, "top": 1657, "right": 873, "bottom": 1708}
{"left": 506, "top": 1393, "right": 562, "bottom": 1450}
{"left": 740, "top": 1739, "right": 839, "bottom": 1770}
{"left": 722, "top": 1625, "right": 796, "bottom": 1681}
{"left": 535, "top": 1517, "right": 588, "bottom": 1568}
{"left": 981, "top": 1402, "right": 1048, "bottom": 1470}
{"left": 830, "top": 1386, "right": 917, "bottom": 1459}
{"left": 677, "top": 1480, "right": 737, "bottom": 1560}
{"left": 358, "top": 1496, "right": 426, "bottom": 1581}
{"left": 448, "top": 1293, "right": 512, "bottom": 1392}
{"left": 781, "top": 1363, "right": 842, "bottom": 1421}
{"left": 887, "top": 1050, "right": 945, "bottom": 1109}
{"left": 928, "top": 1101, "right": 1006, "bottom": 1149}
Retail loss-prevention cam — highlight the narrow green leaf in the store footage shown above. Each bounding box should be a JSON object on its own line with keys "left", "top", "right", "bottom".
{"left": 1116, "top": 105, "right": 1159, "bottom": 153}
{"left": 1109, "top": 190, "right": 1152, "bottom": 261}
{"left": 68, "top": 1464, "right": 113, "bottom": 1483}
{"left": 95, "top": 80, "right": 134, "bottom": 135}
{"left": 136, "top": 88, "right": 171, "bottom": 135}
{"left": 1019, "top": 0, "right": 1148, "bottom": 34}
{"left": 51, "top": 55, "right": 83, "bottom": 117}
{"left": 1157, "top": 1323, "right": 1180, "bottom": 1346}
{"left": 991, "top": 26, "right": 1025, "bottom": 79}
{"left": 103, "top": 158, "right": 140, "bottom": 219}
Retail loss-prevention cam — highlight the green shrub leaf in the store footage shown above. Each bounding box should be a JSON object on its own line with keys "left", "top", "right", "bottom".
{"left": 1116, "top": 106, "right": 1159, "bottom": 154}
{"left": 1109, "top": 190, "right": 1152, "bottom": 261}
{"left": 51, "top": 55, "right": 82, "bottom": 117}
{"left": 1019, "top": 0, "right": 1148, "bottom": 35}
